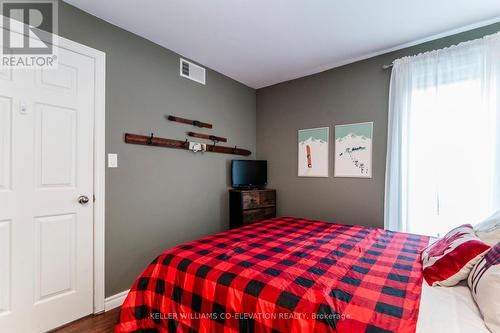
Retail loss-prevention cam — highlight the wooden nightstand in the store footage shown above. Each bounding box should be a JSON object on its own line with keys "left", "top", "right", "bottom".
{"left": 229, "top": 189, "right": 276, "bottom": 229}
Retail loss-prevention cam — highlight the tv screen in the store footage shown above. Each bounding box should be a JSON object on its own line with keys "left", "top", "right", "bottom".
{"left": 231, "top": 160, "right": 267, "bottom": 188}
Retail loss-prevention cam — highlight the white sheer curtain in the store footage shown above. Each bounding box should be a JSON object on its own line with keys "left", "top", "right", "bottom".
{"left": 385, "top": 33, "right": 500, "bottom": 237}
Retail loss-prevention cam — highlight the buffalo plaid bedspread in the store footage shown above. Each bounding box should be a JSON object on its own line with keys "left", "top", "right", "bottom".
{"left": 117, "top": 217, "right": 429, "bottom": 333}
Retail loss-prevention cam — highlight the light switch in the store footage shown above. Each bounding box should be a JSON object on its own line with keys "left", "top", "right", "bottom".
{"left": 108, "top": 153, "right": 118, "bottom": 168}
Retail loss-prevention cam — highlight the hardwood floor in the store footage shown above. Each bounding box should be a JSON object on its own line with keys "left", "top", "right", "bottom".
{"left": 50, "top": 308, "right": 120, "bottom": 333}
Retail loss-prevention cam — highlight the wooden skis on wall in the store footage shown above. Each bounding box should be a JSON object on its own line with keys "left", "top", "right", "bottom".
{"left": 124, "top": 133, "right": 251, "bottom": 156}
{"left": 167, "top": 115, "right": 213, "bottom": 129}
{"left": 187, "top": 132, "right": 227, "bottom": 143}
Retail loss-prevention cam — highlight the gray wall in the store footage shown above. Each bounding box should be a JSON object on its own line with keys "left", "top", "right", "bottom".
{"left": 58, "top": 2, "right": 256, "bottom": 296}
{"left": 56, "top": 1, "right": 500, "bottom": 297}
{"left": 256, "top": 22, "right": 500, "bottom": 229}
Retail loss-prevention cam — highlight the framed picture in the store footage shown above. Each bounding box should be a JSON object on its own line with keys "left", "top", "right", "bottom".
{"left": 298, "top": 127, "right": 329, "bottom": 177}
{"left": 334, "top": 122, "right": 373, "bottom": 178}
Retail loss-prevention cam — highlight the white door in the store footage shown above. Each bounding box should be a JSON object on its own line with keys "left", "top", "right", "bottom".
{"left": 0, "top": 45, "right": 96, "bottom": 332}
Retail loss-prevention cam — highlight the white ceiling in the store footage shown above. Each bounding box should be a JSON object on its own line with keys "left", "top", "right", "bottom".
{"left": 64, "top": 0, "right": 500, "bottom": 89}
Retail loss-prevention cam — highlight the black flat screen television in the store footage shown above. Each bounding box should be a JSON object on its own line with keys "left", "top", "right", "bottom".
{"left": 231, "top": 160, "right": 267, "bottom": 189}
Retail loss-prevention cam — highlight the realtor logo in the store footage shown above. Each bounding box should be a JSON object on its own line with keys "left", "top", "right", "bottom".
{"left": 1, "top": 0, "right": 58, "bottom": 68}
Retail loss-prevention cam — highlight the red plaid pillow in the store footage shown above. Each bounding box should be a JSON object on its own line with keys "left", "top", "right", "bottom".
{"left": 421, "top": 224, "right": 491, "bottom": 286}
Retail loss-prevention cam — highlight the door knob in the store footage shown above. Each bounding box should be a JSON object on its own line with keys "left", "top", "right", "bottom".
{"left": 78, "top": 195, "right": 90, "bottom": 205}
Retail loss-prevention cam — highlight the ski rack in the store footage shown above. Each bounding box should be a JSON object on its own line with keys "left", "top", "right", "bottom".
{"left": 124, "top": 133, "right": 251, "bottom": 156}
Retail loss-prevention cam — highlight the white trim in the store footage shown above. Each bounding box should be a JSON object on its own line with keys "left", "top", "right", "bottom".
{"left": 258, "top": 16, "right": 500, "bottom": 88}
{"left": 92, "top": 45, "right": 106, "bottom": 315}
{"left": 104, "top": 290, "right": 129, "bottom": 312}
{"left": 1, "top": 15, "right": 108, "bottom": 315}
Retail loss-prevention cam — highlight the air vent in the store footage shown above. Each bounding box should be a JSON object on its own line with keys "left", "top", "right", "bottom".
{"left": 180, "top": 58, "right": 206, "bottom": 85}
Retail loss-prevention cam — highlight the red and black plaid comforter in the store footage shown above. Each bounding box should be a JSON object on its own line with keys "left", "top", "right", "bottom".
{"left": 117, "top": 218, "right": 429, "bottom": 333}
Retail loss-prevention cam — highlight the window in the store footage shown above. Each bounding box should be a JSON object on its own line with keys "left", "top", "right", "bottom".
{"left": 385, "top": 34, "right": 500, "bottom": 236}
{"left": 407, "top": 78, "right": 497, "bottom": 236}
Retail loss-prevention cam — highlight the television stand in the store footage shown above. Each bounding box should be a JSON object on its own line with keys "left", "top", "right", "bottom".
{"left": 233, "top": 186, "right": 266, "bottom": 191}
{"left": 229, "top": 189, "right": 276, "bottom": 229}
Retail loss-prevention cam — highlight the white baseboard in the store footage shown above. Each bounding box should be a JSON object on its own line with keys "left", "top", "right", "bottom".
{"left": 104, "top": 289, "right": 129, "bottom": 312}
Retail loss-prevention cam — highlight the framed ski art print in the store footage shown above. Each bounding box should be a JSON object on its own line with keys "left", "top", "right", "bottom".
{"left": 334, "top": 122, "right": 373, "bottom": 178}
{"left": 298, "top": 127, "right": 329, "bottom": 177}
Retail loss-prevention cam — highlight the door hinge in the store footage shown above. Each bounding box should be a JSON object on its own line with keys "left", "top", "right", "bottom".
{"left": 93, "top": 195, "right": 96, "bottom": 202}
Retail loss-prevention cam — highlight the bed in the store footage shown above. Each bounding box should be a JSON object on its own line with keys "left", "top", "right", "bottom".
{"left": 117, "top": 217, "right": 433, "bottom": 333}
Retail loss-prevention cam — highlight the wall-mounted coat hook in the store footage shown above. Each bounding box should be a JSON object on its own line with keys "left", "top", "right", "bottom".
{"left": 147, "top": 133, "right": 154, "bottom": 145}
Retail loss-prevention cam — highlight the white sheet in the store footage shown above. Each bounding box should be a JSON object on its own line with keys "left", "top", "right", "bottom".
{"left": 416, "top": 281, "right": 490, "bottom": 333}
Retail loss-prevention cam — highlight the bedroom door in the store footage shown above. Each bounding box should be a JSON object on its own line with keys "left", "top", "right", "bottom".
{"left": 0, "top": 46, "right": 96, "bottom": 332}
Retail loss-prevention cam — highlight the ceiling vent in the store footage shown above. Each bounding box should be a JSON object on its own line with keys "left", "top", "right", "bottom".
{"left": 180, "top": 58, "right": 206, "bottom": 85}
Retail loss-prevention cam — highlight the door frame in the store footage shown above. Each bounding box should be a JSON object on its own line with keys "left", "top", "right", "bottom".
{"left": 1, "top": 16, "right": 107, "bottom": 314}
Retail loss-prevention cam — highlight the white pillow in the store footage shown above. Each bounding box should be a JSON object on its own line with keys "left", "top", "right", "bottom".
{"left": 474, "top": 210, "right": 500, "bottom": 245}
{"left": 468, "top": 244, "right": 500, "bottom": 333}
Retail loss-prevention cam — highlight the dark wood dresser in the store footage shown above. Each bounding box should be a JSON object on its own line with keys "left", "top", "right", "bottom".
{"left": 229, "top": 189, "right": 276, "bottom": 228}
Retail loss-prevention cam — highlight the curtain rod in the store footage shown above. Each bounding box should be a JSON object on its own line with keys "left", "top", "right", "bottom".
{"left": 382, "top": 62, "right": 394, "bottom": 70}
{"left": 382, "top": 31, "right": 500, "bottom": 70}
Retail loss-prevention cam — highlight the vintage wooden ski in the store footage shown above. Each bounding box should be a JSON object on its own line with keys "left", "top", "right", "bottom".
{"left": 187, "top": 132, "right": 227, "bottom": 143}
{"left": 124, "top": 133, "right": 251, "bottom": 156}
{"left": 167, "top": 115, "right": 213, "bottom": 129}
